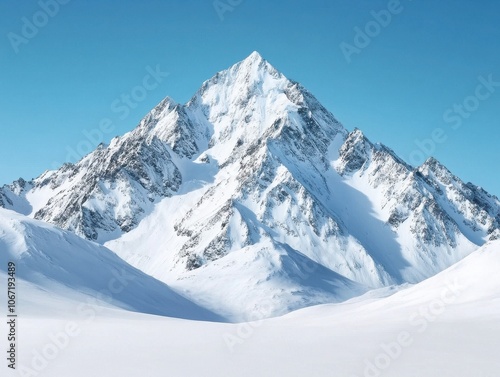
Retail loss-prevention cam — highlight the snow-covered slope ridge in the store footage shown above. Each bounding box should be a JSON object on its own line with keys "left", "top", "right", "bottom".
{"left": 0, "top": 208, "right": 221, "bottom": 321}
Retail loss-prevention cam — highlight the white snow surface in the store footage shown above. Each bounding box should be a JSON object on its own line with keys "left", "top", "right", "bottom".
{"left": 1, "top": 238, "right": 499, "bottom": 377}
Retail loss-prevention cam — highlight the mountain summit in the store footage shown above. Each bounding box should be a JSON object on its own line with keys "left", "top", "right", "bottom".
{"left": 2, "top": 52, "right": 499, "bottom": 319}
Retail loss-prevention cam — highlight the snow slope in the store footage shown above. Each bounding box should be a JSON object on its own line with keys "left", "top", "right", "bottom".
{"left": 0, "top": 208, "right": 220, "bottom": 321}
{"left": 2, "top": 240, "right": 499, "bottom": 377}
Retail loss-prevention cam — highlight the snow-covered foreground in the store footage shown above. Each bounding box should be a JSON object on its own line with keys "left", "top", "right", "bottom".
{"left": 2, "top": 241, "right": 499, "bottom": 377}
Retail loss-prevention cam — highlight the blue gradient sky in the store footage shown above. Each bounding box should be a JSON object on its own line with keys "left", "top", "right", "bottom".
{"left": 1, "top": 0, "right": 499, "bottom": 195}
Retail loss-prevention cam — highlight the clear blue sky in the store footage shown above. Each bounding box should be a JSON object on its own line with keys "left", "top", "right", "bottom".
{"left": 1, "top": 0, "right": 499, "bottom": 195}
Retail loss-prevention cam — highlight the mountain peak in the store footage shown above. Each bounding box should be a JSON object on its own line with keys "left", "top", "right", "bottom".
{"left": 243, "top": 50, "right": 265, "bottom": 64}
{"left": 237, "top": 51, "right": 268, "bottom": 72}
{"left": 230, "top": 51, "right": 282, "bottom": 82}
{"left": 423, "top": 156, "right": 440, "bottom": 167}
{"left": 189, "top": 51, "right": 284, "bottom": 106}
{"left": 419, "top": 156, "right": 452, "bottom": 177}
{"left": 187, "top": 51, "right": 291, "bottom": 126}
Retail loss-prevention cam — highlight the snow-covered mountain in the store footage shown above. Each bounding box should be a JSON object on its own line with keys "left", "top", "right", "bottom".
{"left": 1, "top": 51, "right": 499, "bottom": 318}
